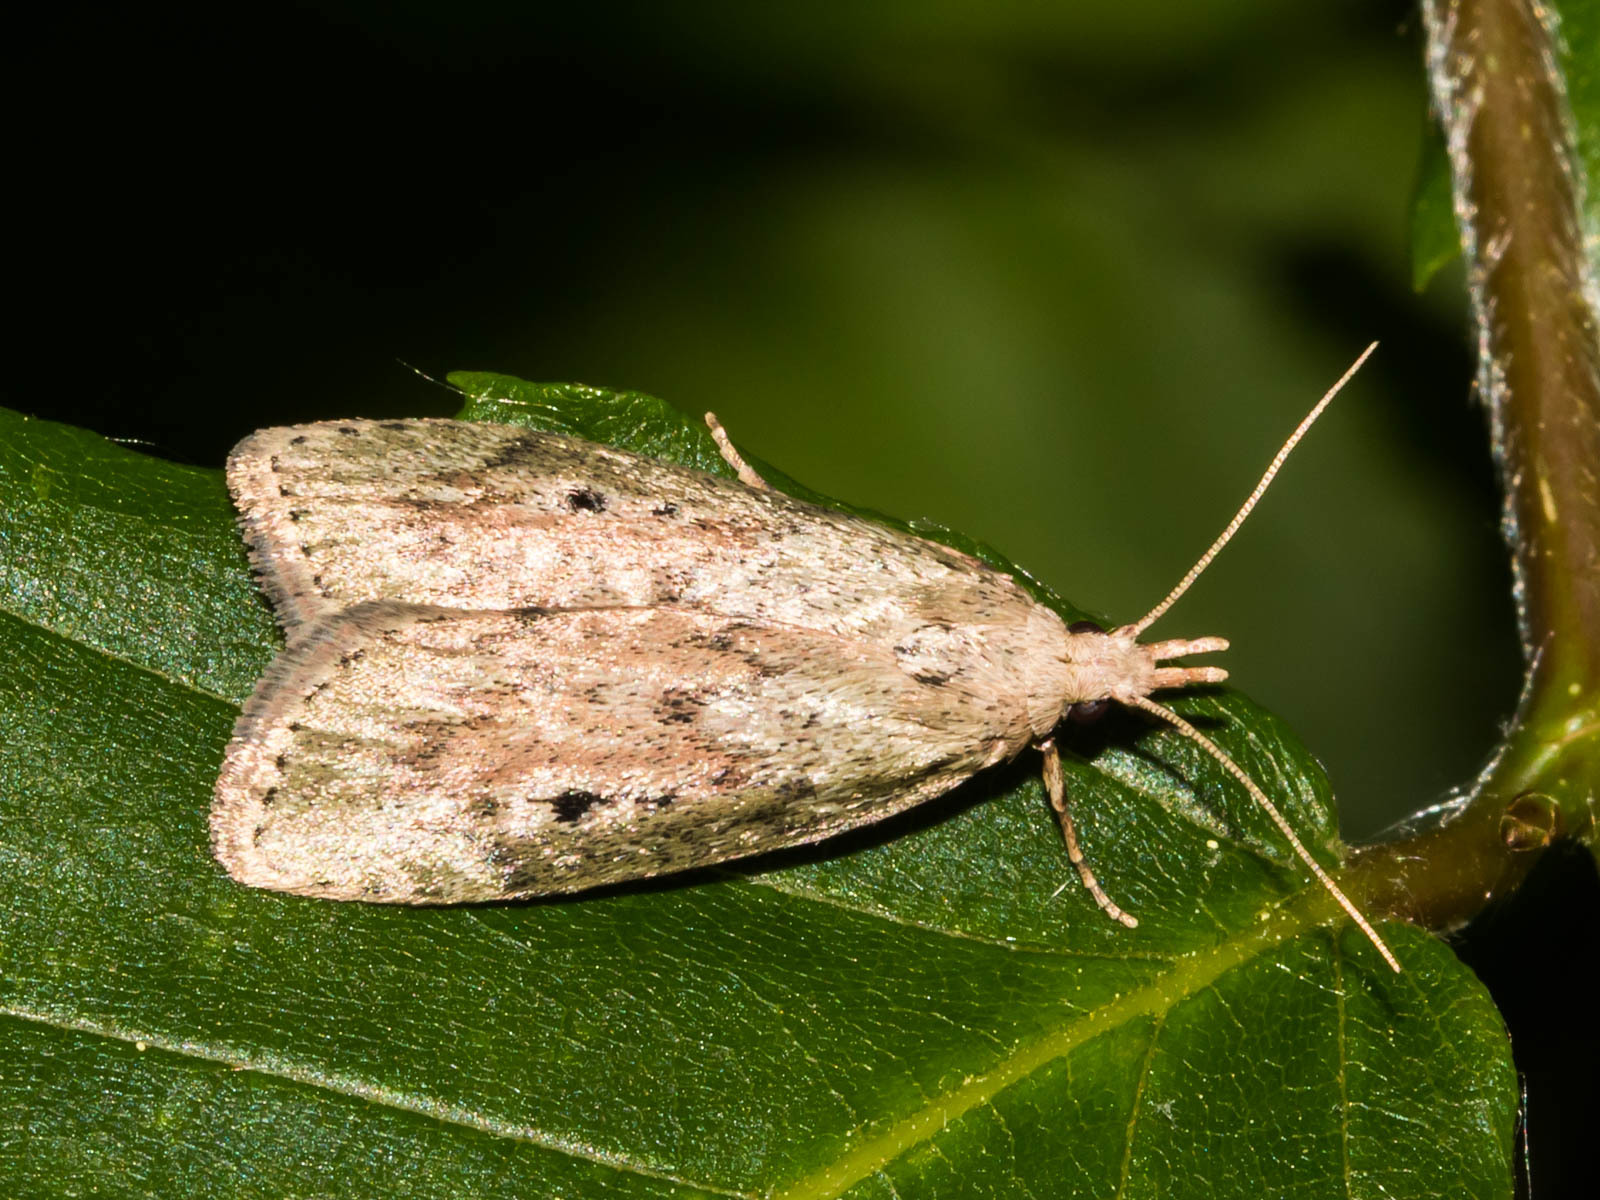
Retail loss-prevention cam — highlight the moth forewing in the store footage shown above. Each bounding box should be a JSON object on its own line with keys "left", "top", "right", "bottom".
{"left": 226, "top": 417, "right": 1071, "bottom": 670}
{"left": 213, "top": 600, "right": 1047, "bottom": 903}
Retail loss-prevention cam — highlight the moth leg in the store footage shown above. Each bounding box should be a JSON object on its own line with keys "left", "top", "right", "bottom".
{"left": 1040, "top": 739, "right": 1139, "bottom": 928}
{"left": 704, "top": 412, "right": 772, "bottom": 490}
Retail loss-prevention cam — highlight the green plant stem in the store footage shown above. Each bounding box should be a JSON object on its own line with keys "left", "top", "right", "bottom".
{"left": 1359, "top": 0, "right": 1600, "bottom": 929}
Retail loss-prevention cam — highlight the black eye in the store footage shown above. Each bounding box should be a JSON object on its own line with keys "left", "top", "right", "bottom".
{"left": 1067, "top": 699, "right": 1111, "bottom": 724}
{"left": 1067, "top": 620, "right": 1105, "bottom": 635}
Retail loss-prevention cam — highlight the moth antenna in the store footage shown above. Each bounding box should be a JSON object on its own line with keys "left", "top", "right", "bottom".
{"left": 704, "top": 412, "right": 772, "bottom": 490}
{"left": 1125, "top": 342, "right": 1378, "bottom": 637}
{"left": 1125, "top": 694, "right": 1400, "bottom": 972}
{"left": 394, "top": 359, "right": 464, "bottom": 397}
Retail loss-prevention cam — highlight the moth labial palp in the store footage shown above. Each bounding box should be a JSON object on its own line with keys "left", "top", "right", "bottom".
{"left": 213, "top": 343, "right": 1398, "bottom": 973}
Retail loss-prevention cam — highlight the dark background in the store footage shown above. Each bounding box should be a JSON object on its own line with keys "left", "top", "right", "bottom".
{"left": 5, "top": 1, "right": 1590, "bottom": 1193}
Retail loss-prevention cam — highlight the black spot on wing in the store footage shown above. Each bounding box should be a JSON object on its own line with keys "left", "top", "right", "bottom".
{"left": 659, "top": 688, "right": 706, "bottom": 725}
{"left": 473, "top": 431, "right": 573, "bottom": 475}
{"left": 551, "top": 789, "right": 604, "bottom": 823}
{"left": 565, "top": 487, "right": 607, "bottom": 513}
{"left": 776, "top": 778, "right": 817, "bottom": 802}
{"left": 687, "top": 621, "right": 780, "bottom": 679}
{"left": 893, "top": 622, "right": 961, "bottom": 687}
{"left": 407, "top": 611, "right": 457, "bottom": 626}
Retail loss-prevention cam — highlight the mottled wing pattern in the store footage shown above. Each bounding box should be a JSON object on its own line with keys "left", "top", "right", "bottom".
{"left": 213, "top": 602, "right": 1039, "bottom": 902}
{"left": 226, "top": 420, "right": 1067, "bottom": 678}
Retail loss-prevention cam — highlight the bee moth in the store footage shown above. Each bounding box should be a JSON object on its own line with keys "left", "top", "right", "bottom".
{"left": 213, "top": 345, "right": 1398, "bottom": 971}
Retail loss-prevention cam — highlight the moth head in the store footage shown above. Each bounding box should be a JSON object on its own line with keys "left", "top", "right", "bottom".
{"left": 1059, "top": 618, "right": 1228, "bottom": 720}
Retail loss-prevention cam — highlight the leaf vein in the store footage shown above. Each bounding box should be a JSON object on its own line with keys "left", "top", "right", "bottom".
{"left": 0, "top": 1000, "right": 754, "bottom": 1198}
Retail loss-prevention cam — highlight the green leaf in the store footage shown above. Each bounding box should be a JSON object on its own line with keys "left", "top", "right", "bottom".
{"left": 1, "top": 390, "right": 1515, "bottom": 1198}
{"left": 1563, "top": 0, "right": 1600, "bottom": 230}
{"left": 1409, "top": 130, "right": 1459, "bottom": 291}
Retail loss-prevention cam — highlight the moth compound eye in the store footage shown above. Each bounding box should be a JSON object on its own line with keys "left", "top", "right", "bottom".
{"left": 1066, "top": 698, "right": 1111, "bottom": 724}
{"left": 1067, "top": 619, "right": 1105, "bottom": 635}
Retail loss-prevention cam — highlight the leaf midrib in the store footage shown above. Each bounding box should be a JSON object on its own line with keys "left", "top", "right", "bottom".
{"left": 772, "top": 885, "right": 1347, "bottom": 1199}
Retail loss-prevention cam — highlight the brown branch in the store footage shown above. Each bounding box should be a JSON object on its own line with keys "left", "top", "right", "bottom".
{"left": 1354, "top": 0, "right": 1600, "bottom": 929}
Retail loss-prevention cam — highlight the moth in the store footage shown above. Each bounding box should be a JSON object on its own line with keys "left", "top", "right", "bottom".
{"left": 213, "top": 345, "right": 1398, "bottom": 971}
